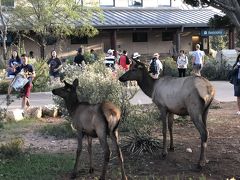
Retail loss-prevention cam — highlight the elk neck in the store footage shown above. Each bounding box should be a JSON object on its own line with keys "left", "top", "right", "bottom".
{"left": 137, "top": 70, "right": 156, "bottom": 98}
{"left": 64, "top": 95, "right": 79, "bottom": 117}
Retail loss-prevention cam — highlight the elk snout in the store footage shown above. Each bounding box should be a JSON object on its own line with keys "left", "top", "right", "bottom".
{"left": 119, "top": 75, "right": 127, "bottom": 82}
{"left": 52, "top": 89, "right": 57, "bottom": 95}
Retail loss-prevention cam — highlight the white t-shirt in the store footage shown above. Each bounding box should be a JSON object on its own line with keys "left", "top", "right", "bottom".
{"left": 193, "top": 50, "right": 205, "bottom": 64}
{"left": 177, "top": 55, "right": 188, "bottom": 69}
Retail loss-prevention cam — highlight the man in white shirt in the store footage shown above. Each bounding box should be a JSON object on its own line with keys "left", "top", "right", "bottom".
{"left": 149, "top": 53, "right": 163, "bottom": 79}
{"left": 192, "top": 44, "right": 205, "bottom": 76}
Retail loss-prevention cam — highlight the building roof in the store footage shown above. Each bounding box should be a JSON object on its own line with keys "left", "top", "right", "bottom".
{"left": 91, "top": 8, "right": 224, "bottom": 29}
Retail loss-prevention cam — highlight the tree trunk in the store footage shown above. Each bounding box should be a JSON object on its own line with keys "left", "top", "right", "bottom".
{"left": 40, "top": 44, "right": 45, "bottom": 59}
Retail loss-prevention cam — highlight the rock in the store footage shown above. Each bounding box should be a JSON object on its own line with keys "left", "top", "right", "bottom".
{"left": 42, "top": 105, "right": 58, "bottom": 117}
{"left": 6, "top": 109, "right": 24, "bottom": 121}
{"left": 186, "top": 148, "right": 193, "bottom": 153}
{"left": 25, "top": 107, "right": 42, "bottom": 119}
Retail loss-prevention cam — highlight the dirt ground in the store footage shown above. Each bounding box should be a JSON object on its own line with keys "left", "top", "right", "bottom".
{"left": 4, "top": 101, "right": 240, "bottom": 179}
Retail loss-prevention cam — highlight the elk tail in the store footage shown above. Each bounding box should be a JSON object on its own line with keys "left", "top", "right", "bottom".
{"left": 101, "top": 101, "right": 121, "bottom": 132}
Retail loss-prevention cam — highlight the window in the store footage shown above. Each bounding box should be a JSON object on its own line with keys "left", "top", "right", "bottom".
{"left": 129, "top": 0, "right": 142, "bottom": 7}
{"left": 162, "top": 32, "right": 174, "bottom": 41}
{"left": 132, "top": 32, "right": 148, "bottom": 42}
{"left": 157, "top": 0, "right": 171, "bottom": 6}
{"left": 99, "top": 0, "right": 115, "bottom": 7}
{"left": 1, "top": 0, "right": 14, "bottom": 7}
{"left": 71, "top": 36, "right": 88, "bottom": 44}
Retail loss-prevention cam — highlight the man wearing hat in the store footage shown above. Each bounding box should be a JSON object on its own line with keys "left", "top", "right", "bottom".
{"left": 132, "top": 52, "right": 141, "bottom": 61}
{"left": 74, "top": 47, "right": 85, "bottom": 67}
{"left": 104, "top": 49, "right": 116, "bottom": 70}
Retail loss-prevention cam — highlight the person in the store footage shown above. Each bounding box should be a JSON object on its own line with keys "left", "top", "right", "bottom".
{"left": 177, "top": 50, "right": 188, "bottom": 77}
{"left": 29, "top": 51, "right": 36, "bottom": 64}
{"left": 118, "top": 50, "right": 130, "bottom": 71}
{"left": 90, "top": 49, "right": 97, "bottom": 62}
{"left": 232, "top": 54, "right": 240, "bottom": 115}
{"left": 6, "top": 50, "right": 22, "bottom": 78}
{"left": 74, "top": 48, "right": 85, "bottom": 67}
{"left": 132, "top": 52, "right": 141, "bottom": 61}
{"left": 192, "top": 44, "right": 205, "bottom": 76}
{"left": 47, "top": 50, "right": 62, "bottom": 84}
{"left": 7, "top": 54, "right": 36, "bottom": 110}
{"left": 149, "top": 53, "right": 163, "bottom": 79}
{"left": 104, "top": 49, "right": 116, "bottom": 70}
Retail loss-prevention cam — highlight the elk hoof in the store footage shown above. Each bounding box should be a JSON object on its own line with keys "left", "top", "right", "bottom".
{"left": 169, "top": 147, "right": 175, "bottom": 152}
{"left": 89, "top": 167, "right": 94, "bottom": 174}
{"left": 70, "top": 172, "right": 77, "bottom": 179}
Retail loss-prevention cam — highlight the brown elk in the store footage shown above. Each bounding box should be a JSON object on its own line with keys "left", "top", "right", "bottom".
{"left": 119, "top": 60, "right": 215, "bottom": 168}
{"left": 52, "top": 79, "right": 127, "bottom": 180}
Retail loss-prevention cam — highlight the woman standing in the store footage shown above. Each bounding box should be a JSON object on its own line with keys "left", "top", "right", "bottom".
{"left": 47, "top": 50, "right": 62, "bottom": 84}
{"left": 7, "top": 50, "right": 22, "bottom": 78}
{"left": 232, "top": 54, "right": 240, "bottom": 115}
{"left": 177, "top": 50, "right": 188, "bottom": 77}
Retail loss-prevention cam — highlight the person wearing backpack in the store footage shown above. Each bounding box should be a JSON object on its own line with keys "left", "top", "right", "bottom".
{"left": 149, "top": 53, "right": 163, "bottom": 79}
{"left": 177, "top": 50, "right": 188, "bottom": 77}
{"left": 119, "top": 50, "right": 130, "bottom": 71}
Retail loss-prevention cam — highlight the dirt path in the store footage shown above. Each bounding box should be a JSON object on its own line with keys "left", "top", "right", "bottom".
{"left": 2, "top": 101, "right": 240, "bottom": 179}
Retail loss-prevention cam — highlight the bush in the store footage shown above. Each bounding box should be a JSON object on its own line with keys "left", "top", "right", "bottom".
{"left": 32, "top": 59, "right": 50, "bottom": 92}
{"left": 122, "top": 129, "right": 162, "bottom": 155}
{"left": 0, "top": 80, "right": 10, "bottom": 94}
{"left": 53, "top": 61, "right": 138, "bottom": 122}
{"left": 0, "top": 138, "right": 24, "bottom": 158}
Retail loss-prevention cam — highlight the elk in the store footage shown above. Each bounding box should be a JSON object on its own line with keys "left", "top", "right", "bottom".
{"left": 52, "top": 79, "right": 127, "bottom": 180}
{"left": 119, "top": 60, "right": 215, "bottom": 168}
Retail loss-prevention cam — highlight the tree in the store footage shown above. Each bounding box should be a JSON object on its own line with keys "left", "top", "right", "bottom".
{"left": 184, "top": 0, "right": 240, "bottom": 28}
{"left": 11, "top": 0, "right": 101, "bottom": 58}
{"left": 0, "top": 0, "right": 11, "bottom": 66}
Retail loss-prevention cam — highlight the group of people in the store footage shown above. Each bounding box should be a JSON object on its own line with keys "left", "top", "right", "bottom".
{"left": 5, "top": 43, "right": 240, "bottom": 115}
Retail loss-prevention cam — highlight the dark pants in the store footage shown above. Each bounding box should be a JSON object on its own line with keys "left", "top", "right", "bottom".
{"left": 178, "top": 68, "right": 186, "bottom": 77}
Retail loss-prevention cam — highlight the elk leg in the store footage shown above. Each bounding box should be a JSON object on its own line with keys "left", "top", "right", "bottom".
{"left": 110, "top": 130, "right": 128, "bottom": 180}
{"left": 71, "top": 131, "right": 83, "bottom": 179}
{"left": 190, "top": 112, "right": 208, "bottom": 168}
{"left": 168, "top": 113, "right": 174, "bottom": 151}
{"left": 160, "top": 109, "right": 168, "bottom": 159}
{"left": 87, "top": 136, "right": 94, "bottom": 173}
{"left": 98, "top": 134, "right": 110, "bottom": 180}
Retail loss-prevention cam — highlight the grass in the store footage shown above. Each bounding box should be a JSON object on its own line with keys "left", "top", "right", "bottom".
{"left": 0, "top": 153, "right": 74, "bottom": 180}
{"left": 39, "top": 121, "right": 76, "bottom": 139}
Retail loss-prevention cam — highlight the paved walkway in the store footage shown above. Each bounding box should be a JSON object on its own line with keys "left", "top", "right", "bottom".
{"left": 0, "top": 81, "right": 235, "bottom": 110}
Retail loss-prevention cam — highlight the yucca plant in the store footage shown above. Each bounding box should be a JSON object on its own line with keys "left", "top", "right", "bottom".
{"left": 122, "top": 129, "right": 162, "bottom": 155}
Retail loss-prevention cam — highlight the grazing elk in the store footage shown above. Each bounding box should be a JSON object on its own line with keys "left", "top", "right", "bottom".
{"left": 52, "top": 79, "right": 127, "bottom": 180}
{"left": 119, "top": 60, "right": 215, "bottom": 168}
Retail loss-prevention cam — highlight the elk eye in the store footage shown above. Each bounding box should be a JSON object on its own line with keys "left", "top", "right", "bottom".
{"left": 66, "top": 88, "right": 71, "bottom": 92}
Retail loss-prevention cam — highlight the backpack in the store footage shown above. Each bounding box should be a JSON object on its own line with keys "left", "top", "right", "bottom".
{"left": 150, "top": 58, "right": 158, "bottom": 74}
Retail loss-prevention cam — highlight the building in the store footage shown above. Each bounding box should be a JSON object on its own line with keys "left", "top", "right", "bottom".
{"left": 1, "top": 0, "right": 231, "bottom": 59}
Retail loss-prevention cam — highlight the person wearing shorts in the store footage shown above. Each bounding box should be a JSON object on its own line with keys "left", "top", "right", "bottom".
{"left": 17, "top": 54, "right": 36, "bottom": 110}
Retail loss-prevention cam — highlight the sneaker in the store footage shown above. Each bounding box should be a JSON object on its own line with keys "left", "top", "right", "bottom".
{"left": 237, "top": 111, "right": 240, "bottom": 115}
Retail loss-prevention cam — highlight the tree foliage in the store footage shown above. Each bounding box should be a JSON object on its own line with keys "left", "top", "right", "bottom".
{"left": 10, "top": 0, "right": 102, "bottom": 58}
{"left": 184, "top": 0, "right": 240, "bottom": 28}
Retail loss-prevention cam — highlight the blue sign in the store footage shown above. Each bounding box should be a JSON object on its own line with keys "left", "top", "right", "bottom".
{"left": 201, "top": 29, "right": 225, "bottom": 36}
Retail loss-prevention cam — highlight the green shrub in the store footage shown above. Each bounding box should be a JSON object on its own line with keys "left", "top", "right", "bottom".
{"left": 122, "top": 129, "right": 162, "bottom": 155}
{"left": 39, "top": 121, "right": 76, "bottom": 139}
{"left": 32, "top": 59, "right": 50, "bottom": 92}
{"left": 0, "top": 80, "right": 10, "bottom": 94}
{"left": 53, "top": 61, "right": 137, "bottom": 121}
{"left": 0, "top": 138, "right": 24, "bottom": 158}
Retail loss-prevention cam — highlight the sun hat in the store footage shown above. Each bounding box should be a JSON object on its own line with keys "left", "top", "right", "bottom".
{"left": 133, "top": 52, "right": 141, "bottom": 59}
{"left": 107, "top": 49, "right": 114, "bottom": 54}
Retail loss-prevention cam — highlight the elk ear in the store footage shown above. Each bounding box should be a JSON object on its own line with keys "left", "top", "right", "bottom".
{"left": 73, "top": 78, "right": 79, "bottom": 87}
